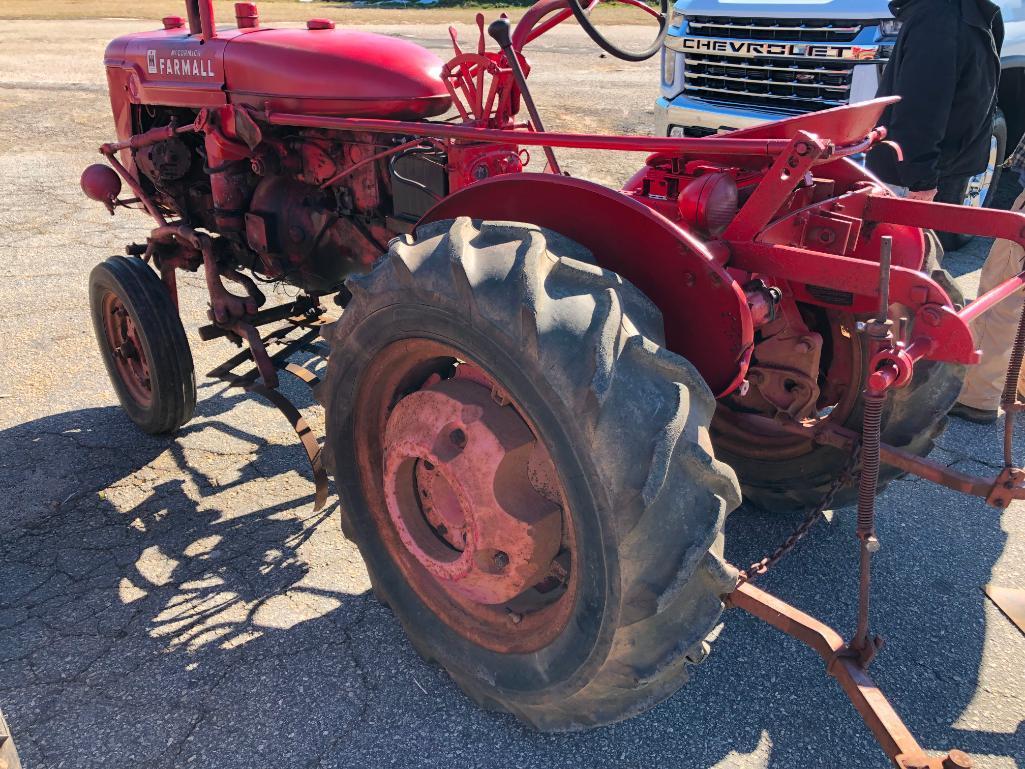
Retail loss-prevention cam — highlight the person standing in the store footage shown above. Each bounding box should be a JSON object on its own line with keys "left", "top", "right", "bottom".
{"left": 950, "top": 146, "right": 1025, "bottom": 424}
{"left": 865, "top": 0, "right": 1003, "bottom": 204}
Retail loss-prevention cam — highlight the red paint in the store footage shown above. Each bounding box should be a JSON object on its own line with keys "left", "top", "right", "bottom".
{"left": 421, "top": 173, "right": 754, "bottom": 396}
{"left": 80, "top": 164, "right": 122, "bottom": 205}
{"left": 223, "top": 28, "right": 450, "bottom": 119}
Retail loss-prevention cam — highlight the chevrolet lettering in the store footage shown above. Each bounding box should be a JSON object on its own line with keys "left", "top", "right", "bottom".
{"left": 670, "top": 36, "right": 882, "bottom": 61}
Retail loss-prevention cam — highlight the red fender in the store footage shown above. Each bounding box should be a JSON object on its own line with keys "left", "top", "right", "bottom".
{"left": 420, "top": 173, "right": 753, "bottom": 396}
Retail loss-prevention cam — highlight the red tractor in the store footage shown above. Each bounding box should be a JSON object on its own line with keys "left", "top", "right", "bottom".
{"left": 81, "top": 1, "right": 1025, "bottom": 765}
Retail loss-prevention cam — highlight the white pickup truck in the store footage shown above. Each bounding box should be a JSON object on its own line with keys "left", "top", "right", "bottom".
{"left": 656, "top": 0, "right": 1025, "bottom": 215}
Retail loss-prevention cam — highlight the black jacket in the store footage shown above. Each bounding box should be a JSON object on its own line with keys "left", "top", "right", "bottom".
{"left": 865, "top": 0, "right": 1002, "bottom": 191}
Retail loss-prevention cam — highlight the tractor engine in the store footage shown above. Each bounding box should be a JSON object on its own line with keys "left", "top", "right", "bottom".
{"left": 129, "top": 108, "right": 449, "bottom": 294}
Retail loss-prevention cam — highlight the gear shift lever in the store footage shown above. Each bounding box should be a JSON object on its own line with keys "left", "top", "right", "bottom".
{"left": 488, "top": 18, "right": 562, "bottom": 174}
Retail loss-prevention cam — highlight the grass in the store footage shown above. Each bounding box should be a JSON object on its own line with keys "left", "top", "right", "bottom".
{"left": 0, "top": 0, "right": 652, "bottom": 24}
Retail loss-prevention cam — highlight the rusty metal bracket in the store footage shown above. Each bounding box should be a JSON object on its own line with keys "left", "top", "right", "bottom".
{"left": 728, "top": 582, "right": 972, "bottom": 769}
{"left": 247, "top": 381, "right": 328, "bottom": 511}
{"left": 206, "top": 315, "right": 331, "bottom": 511}
{"left": 984, "top": 466, "right": 1025, "bottom": 509}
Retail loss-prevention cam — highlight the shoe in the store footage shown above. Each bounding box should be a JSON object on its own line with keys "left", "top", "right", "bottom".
{"left": 948, "top": 402, "right": 999, "bottom": 424}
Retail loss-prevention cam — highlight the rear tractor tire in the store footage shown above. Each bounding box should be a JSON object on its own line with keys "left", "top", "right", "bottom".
{"left": 89, "top": 256, "right": 196, "bottom": 435}
{"left": 321, "top": 217, "right": 741, "bottom": 730}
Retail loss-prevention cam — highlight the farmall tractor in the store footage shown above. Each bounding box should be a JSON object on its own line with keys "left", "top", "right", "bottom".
{"left": 80, "top": 1, "right": 1025, "bottom": 765}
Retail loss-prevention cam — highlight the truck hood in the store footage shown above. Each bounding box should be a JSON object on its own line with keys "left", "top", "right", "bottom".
{"left": 675, "top": 0, "right": 1025, "bottom": 23}
{"left": 675, "top": 0, "right": 891, "bottom": 20}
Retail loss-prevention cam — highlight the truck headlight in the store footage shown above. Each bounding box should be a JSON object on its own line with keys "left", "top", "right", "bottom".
{"left": 663, "top": 49, "right": 677, "bottom": 86}
{"left": 879, "top": 18, "right": 902, "bottom": 37}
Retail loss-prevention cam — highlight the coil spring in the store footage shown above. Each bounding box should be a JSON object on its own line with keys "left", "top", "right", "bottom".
{"left": 856, "top": 391, "right": 885, "bottom": 539}
{"left": 1000, "top": 302, "right": 1025, "bottom": 409}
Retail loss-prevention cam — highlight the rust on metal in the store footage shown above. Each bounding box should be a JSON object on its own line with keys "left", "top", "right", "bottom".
{"left": 352, "top": 339, "right": 577, "bottom": 654}
{"left": 729, "top": 582, "right": 970, "bottom": 769}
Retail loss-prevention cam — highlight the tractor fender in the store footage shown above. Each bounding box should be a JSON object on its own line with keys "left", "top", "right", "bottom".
{"left": 420, "top": 173, "right": 752, "bottom": 396}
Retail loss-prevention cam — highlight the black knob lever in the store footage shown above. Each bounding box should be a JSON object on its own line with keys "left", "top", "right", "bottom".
{"left": 485, "top": 16, "right": 561, "bottom": 174}
{"left": 487, "top": 17, "right": 513, "bottom": 51}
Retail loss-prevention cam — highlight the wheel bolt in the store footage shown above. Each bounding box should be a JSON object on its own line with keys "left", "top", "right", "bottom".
{"left": 449, "top": 428, "right": 467, "bottom": 449}
{"left": 492, "top": 550, "right": 509, "bottom": 570}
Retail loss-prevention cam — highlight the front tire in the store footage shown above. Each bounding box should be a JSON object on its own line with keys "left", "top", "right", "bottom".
{"left": 322, "top": 218, "right": 740, "bottom": 730}
{"left": 89, "top": 256, "right": 196, "bottom": 434}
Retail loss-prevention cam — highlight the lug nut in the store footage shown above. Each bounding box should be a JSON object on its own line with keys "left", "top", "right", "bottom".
{"left": 492, "top": 550, "right": 509, "bottom": 570}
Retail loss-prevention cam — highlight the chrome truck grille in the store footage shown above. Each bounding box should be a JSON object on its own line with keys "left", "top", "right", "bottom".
{"left": 675, "top": 16, "right": 882, "bottom": 114}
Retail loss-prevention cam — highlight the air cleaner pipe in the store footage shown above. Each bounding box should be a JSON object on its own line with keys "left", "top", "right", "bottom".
{"left": 198, "top": 0, "right": 216, "bottom": 39}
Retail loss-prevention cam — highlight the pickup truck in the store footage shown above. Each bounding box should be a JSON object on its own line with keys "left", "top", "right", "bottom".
{"left": 656, "top": 0, "right": 1024, "bottom": 226}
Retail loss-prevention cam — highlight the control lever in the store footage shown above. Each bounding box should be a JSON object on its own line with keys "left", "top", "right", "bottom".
{"left": 488, "top": 17, "right": 562, "bottom": 174}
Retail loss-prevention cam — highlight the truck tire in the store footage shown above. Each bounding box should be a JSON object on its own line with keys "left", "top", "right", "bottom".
{"left": 937, "top": 110, "right": 1007, "bottom": 251}
{"left": 714, "top": 232, "right": 965, "bottom": 513}
{"left": 321, "top": 217, "right": 741, "bottom": 730}
{"left": 89, "top": 256, "right": 196, "bottom": 434}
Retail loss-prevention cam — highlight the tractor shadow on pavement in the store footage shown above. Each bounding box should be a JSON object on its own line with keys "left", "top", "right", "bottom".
{"left": 0, "top": 399, "right": 1021, "bottom": 768}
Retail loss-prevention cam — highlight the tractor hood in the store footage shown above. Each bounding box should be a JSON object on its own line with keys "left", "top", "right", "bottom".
{"left": 222, "top": 26, "right": 452, "bottom": 120}
{"left": 103, "top": 23, "right": 451, "bottom": 120}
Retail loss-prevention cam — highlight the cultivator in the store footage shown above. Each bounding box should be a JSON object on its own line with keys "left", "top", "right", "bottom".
{"left": 78, "top": 0, "right": 1024, "bottom": 765}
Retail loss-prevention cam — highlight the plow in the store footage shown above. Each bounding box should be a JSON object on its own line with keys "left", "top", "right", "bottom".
{"left": 78, "top": 0, "right": 1024, "bottom": 765}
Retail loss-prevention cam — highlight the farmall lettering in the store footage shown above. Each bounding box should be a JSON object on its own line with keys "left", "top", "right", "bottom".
{"left": 146, "top": 47, "right": 216, "bottom": 79}
{"left": 678, "top": 37, "right": 881, "bottom": 61}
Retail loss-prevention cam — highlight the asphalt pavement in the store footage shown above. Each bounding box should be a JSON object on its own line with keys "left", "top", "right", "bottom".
{"left": 0, "top": 18, "right": 1022, "bottom": 769}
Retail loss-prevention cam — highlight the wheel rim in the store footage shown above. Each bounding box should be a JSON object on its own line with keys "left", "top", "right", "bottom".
{"left": 100, "top": 291, "right": 153, "bottom": 408}
{"left": 354, "top": 339, "right": 577, "bottom": 654}
{"left": 964, "top": 135, "right": 999, "bottom": 208}
{"left": 712, "top": 310, "right": 862, "bottom": 460}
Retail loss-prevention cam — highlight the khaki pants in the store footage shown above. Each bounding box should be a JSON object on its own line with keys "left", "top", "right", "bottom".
{"left": 958, "top": 190, "right": 1025, "bottom": 410}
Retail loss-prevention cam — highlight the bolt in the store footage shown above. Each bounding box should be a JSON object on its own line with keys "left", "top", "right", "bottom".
{"left": 738, "top": 379, "right": 751, "bottom": 397}
{"left": 942, "top": 750, "right": 973, "bottom": 769}
{"left": 865, "top": 536, "right": 881, "bottom": 553}
{"left": 450, "top": 428, "right": 467, "bottom": 449}
{"left": 492, "top": 551, "right": 509, "bottom": 570}
{"left": 508, "top": 611, "right": 523, "bottom": 625}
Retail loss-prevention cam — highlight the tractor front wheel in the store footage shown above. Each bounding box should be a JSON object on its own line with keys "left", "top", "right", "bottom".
{"left": 89, "top": 256, "right": 196, "bottom": 434}
{"left": 322, "top": 218, "right": 740, "bottom": 730}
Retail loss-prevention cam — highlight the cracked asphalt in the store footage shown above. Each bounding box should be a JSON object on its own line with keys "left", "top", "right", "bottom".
{"left": 0, "top": 16, "right": 1023, "bottom": 769}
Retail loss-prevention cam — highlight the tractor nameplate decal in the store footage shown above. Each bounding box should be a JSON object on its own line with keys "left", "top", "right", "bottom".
{"left": 146, "top": 48, "right": 216, "bottom": 78}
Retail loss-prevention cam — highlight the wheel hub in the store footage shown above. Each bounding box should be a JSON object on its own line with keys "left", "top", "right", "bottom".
{"left": 382, "top": 376, "right": 562, "bottom": 605}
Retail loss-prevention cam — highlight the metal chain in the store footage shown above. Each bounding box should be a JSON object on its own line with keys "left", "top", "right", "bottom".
{"left": 736, "top": 441, "right": 862, "bottom": 587}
